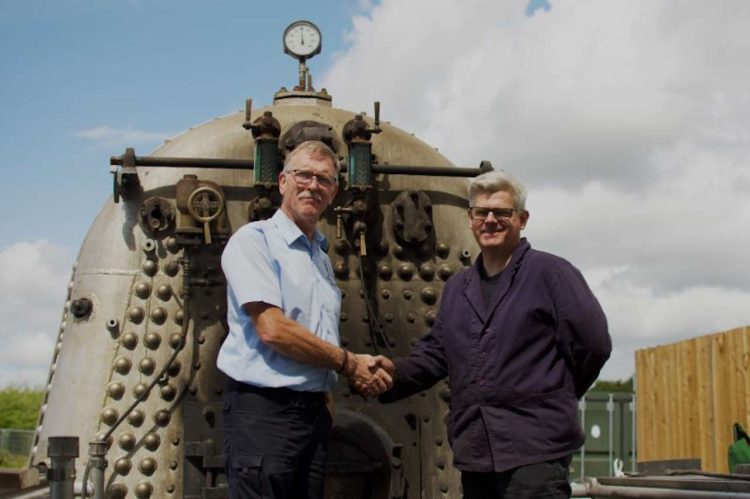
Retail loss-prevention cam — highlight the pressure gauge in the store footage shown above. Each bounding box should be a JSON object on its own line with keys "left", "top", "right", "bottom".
{"left": 283, "top": 20, "right": 322, "bottom": 60}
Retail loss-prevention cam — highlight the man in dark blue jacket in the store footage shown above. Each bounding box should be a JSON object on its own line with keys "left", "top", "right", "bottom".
{"left": 377, "top": 170, "right": 611, "bottom": 498}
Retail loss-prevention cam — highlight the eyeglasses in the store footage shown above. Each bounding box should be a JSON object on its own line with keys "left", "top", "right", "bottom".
{"left": 468, "top": 206, "right": 518, "bottom": 221}
{"left": 288, "top": 169, "right": 338, "bottom": 188}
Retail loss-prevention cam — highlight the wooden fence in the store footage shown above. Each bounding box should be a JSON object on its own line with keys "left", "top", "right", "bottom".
{"left": 635, "top": 326, "right": 750, "bottom": 473}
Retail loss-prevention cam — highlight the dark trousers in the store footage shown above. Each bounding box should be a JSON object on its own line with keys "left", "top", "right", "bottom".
{"left": 461, "top": 456, "right": 572, "bottom": 499}
{"left": 223, "top": 379, "right": 332, "bottom": 499}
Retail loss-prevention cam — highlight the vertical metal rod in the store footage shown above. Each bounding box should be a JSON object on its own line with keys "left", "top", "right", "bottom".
{"left": 579, "top": 397, "right": 586, "bottom": 482}
{"left": 631, "top": 392, "right": 637, "bottom": 473}
{"left": 607, "top": 393, "right": 614, "bottom": 475}
{"left": 87, "top": 440, "right": 108, "bottom": 499}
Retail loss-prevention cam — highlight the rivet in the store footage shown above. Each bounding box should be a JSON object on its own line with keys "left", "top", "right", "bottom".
{"left": 378, "top": 264, "right": 393, "bottom": 280}
{"left": 171, "top": 436, "right": 180, "bottom": 446}
{"left": 174, "top": 310, "right": 184, "bottom": 325}
{"left": 150, "top": 307, "right": 167, "bottom": 324}
{"left": 156, "top": 284, "right": 173, "bottom": 301}
{"left": 340, "top": 313, "right": 348, "bottom": 323}
{"left": 167, "top": 360, "right": 181, "bottom": 376}
{"left": 334, "top": 261, "right": 348, "bottom": 279}
{"left": 118, "top": 432, "right": 136, "bottom": 451}
{"left": 189, "top": 385, "right": 198, "bottom": 395}
{"left": 419, "top": 263, "right": 435, "bottom": 280}
{"left": 423, "top": 416, "right": 431, "bottom": 423}
{"left": 197, "top": 335, "right": 206, "bottom": 344}
{"left": 128, "top": 307, "right": 145, "bottom": 324}
{"left": 142, "top": 260, "right": 158, "bottom": 276}
{"left": 397, "top": 263, "right": 414, "bottom": 280}
{"left": 380, "top": 289, "right": 391, "bottom": 299}
{"left": 438, "top": 264, "right": 453, "bottom": 280}
{"left": 100, "top": 408, "right": 118, "bottom": 426}
{"left": 440, "top": 387, "right": 452, "bottom": 403}
{"left": 435, "top": 437, "right": 443, "bottom": 446}
{"left": 114, "top": 457, "right": 132, "bottom": 476}
{"left": 160, "top": 384, "right": 176, "bottom": 401}
{"left": 169, "top": 333, "right": 183, "bottom": 349}
{"left": 121, "top": 332, "right": 138, "bottom": 350}
{"left": 154, "top": 409, "right": 171, "bottom": 426}
{"left": 107, "top": 382, "right": 125, "bottom": 400}
{"left": 200, "top": 310, "right": 210, "bottom": 321}
{"left": 114, "top": 357, "right": 132, "bottom": 374}
{"left": 403, "top": 290, "right": 413, "bottom": 299}
{"left": 460, "top": 249, "right": 471, "bottom": 262}
{"left": 144, "top": 332, "right": 161, "bottom": 350}
{"left": 393, "top": 244, "right": 405, "bottom": 260}
{"left": 134, "top": 282, "right": 151, "bottom": 299}
{"left": 128, "top": 409, "right": 145, "bottom": 427}
{"left": 193, "top": 360, "right": 202, "bottom": 370}
{"left": 134, "top": 481, "right": 153, "bottom": 498}
{"left": 440, "top": 482, "right": 449, "bottom": 493}
{"left": 133, "top": 383, "right": 150, "bottom": 399}
{"left": 138, "top": 457, "right": 157, "bottom": 476}
{"left": 411, "top": 337, "right": 419, "bottom": 347}
{"left": 383, "top": 313, "right": 394, "bottom": 323}
{"left": 361, "top": 315, "right": 369, "bottom": 323}
{"left": 166, "top": 484, "right": 175, "bottom": 494}
{"left": 359, "top": 288, "right": 365, "bottom": 298}
{"left": 108, "top": 483, "right": 128, "bottom": 499}
{"left": 139, "top": 357, "right": 156, "bottom": 375}
{"left": 169, "top": 460, "right": 178, "bottom": 470}
{"left": 420, "top": 287, "right": 437, "bottom": 305}
{"left": 143, "top": 432, "right": 160, "bottom": 451}
{"left": 165, "top": 237, "right": 180, "bottom": 253}
{"left": 436, "top": 242, "right": 450, "bottom": 259}
{"left": 377, "top": 241, "right": 390, "bottom": 255}
{"left": 164, "top": 261, "right": 180, "bottom": 276}
{"left": 425, "top": 311, "right": 437, "bottom": 327}
{"left": 406, "top": 312, "right": 416, "bottom": 323}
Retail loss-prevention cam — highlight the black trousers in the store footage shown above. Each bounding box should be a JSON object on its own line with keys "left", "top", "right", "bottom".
{"left": 223, "top": 379, "right": 332, "bottom": 499}
{"left": 461, "top": 456, "right": 572, "bottom": 499}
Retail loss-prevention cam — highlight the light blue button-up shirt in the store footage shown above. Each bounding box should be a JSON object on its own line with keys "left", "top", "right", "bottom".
{"left": 217, "top": 209, "right": 342, "bottom": 392}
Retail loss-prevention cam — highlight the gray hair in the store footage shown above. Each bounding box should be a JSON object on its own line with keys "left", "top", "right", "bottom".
{"left": 468, "top": 170, "right": 527, "bottom": 211}
{"left": 283, "top": 140, "right": 340, "bottom": 174}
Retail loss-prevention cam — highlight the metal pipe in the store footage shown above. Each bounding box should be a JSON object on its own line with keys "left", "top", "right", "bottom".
{"left": 578, "top": 477, "right": 750, "bottom": 498}
{"left": 371, "top": 164, "right": 490, "bottom": 177}
{"left": 111, "top": 155, "right": 253, "bottom": 169}
{"left": 47, "top": 436, "right": 78, "bottom": 499}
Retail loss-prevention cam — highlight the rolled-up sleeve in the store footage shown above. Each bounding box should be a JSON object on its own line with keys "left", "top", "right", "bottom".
{"left": 221, "top": 228, "right": 282, "bottom": 310}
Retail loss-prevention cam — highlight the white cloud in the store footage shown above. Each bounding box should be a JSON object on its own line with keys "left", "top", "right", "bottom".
{"left": 73, "top": 126, "right": 172, "bottom": 147}
{"left": 0, "top": 241, "right": 72, "bottom": 387}
{"left": 322, "top": 0, "right": 750, "bottom": 379}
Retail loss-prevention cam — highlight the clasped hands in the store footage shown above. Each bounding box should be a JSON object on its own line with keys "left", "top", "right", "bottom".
{"left": 345, "top": 353, "right": 395, "bottom": 397}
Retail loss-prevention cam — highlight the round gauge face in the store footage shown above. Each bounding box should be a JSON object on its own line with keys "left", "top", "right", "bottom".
{"left": 283, "top": 21, "right": 321, "bottom": 58}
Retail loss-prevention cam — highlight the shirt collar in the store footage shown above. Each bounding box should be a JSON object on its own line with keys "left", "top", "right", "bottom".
{"left": 271, "top": 209, "right": 328, "bottom": 251}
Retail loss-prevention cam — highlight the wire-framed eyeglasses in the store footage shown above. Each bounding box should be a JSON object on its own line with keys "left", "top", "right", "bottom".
{"left": 288, "top": 169, "right": 338, "bottom": 188}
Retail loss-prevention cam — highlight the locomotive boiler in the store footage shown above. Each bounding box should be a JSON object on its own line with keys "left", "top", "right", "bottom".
{"left": 27, "top": 20, "right": 491, "bottom": 499}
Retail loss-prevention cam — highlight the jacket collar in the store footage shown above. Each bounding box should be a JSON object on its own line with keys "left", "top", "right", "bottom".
{"left": 462, "top": 238, "right": 531, "bottom": 323}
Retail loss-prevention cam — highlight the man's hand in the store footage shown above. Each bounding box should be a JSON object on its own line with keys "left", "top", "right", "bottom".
{"left": 349, "top": 354, "right": 395, "bottom": 397}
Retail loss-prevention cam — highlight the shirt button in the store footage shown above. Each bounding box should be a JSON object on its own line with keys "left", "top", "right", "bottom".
{"left": 479, "top": 379, "right": 485, "bottom": 386}
{"left": 480, "top": 352, "right": 486, "bottom": 360}
{"left": 483, "top": 329, "right": 490, "bottom": 335}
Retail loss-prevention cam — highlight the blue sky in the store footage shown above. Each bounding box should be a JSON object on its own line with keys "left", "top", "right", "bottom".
{"left": 0, "top": 0, "right": 360, "bottom": 251}
{"left": 2, "top": 0, "right": 750, "bottom": 386}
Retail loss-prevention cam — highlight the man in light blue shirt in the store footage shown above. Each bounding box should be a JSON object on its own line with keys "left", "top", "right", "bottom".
{"left": 218, "top": 140, "right": 391, "bottom": 499}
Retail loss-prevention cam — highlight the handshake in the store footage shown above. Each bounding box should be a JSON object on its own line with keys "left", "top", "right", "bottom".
{"left": 339, "top": 350, "right": 395, "bottom": 397}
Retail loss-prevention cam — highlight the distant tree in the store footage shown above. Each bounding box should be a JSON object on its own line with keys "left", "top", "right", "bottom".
{"left": 0, "top": 386, "right": 44, "bottom": 429}
{"left": 592, "top": 377, "right": 634, "bottom": 393}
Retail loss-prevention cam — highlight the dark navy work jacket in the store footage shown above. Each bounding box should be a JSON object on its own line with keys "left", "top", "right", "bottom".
{"left": 382, "top": 239, "right": 611, "bottom": 472}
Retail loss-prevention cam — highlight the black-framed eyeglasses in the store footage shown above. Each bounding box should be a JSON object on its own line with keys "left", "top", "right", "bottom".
{"left": 468, "top": 206, "right": 518, "bottom": 221}
{"left": 288, "top": 169, "right": 338, "bottom": 188}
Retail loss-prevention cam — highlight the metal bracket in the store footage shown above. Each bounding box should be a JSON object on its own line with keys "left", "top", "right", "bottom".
{"left": 111, "top": 147, "right": 141, "bottom": 203}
